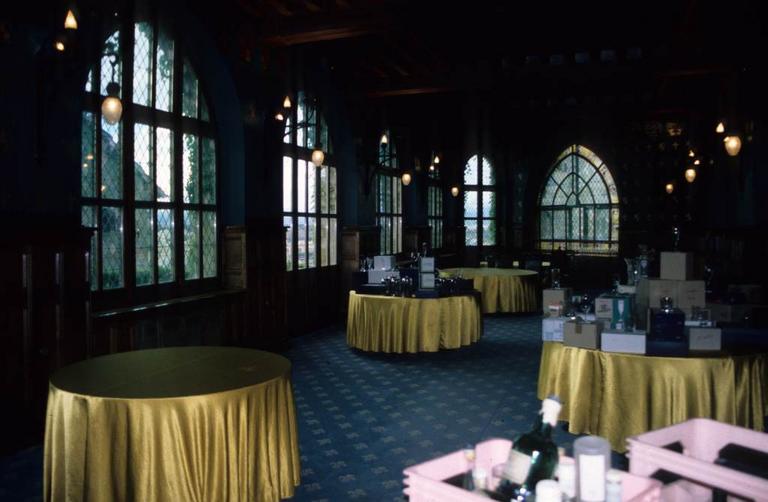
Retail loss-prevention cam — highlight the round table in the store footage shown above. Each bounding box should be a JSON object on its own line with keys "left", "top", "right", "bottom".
{"left": 538, "top": 341, "right": 768, "bottom": 452}
{"left": 440, "top": 268, "right": 539, "bottom": 314}
{"left": 346, "top": 291, "right": 482, "bottom": 353}
{"left": 44, "top": 347, "right": 300, "bottom": 502}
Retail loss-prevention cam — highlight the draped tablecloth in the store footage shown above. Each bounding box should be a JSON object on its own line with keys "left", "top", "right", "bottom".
{"left": 346, "top": 291, "right": 482, "bottom": 353}
{"left": 44, "top": 346, "right": 300, "bottom": 502}
{"left": 440, "top": 268, "right": 538, "bottom": 314}
{"left": 538, "top": 341, "right": 768, "bottom": 452}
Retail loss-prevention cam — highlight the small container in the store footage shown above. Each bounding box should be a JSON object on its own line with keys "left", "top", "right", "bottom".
{"left": 605, "top": 469, "right": 622, "bottom": 502}
{"left": 557, "top": 457, "right": 576, "bottom": 500}
{"left": 536, "top": 479, "right": 563, "bottom": 502}
{"left": 574, "top": 435, "right": 611, "bottom": 502}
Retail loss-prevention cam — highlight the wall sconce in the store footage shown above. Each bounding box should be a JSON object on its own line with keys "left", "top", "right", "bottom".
{"left": 665, "top": 183, "right": 674, "bottom": 194}
{"left": 401, "top": 172, "right": 412, "bottom": 186}
{"left": 274, "top": 112, "right": 284, "bottom": 121}
{"left": 451, "top": 186, "right": 460, "bottom": 197}
{"left": 64, "top": 9, "right": 78, "bottom": 30}
{"left": 685, "top": 167, "right": 696, "bottom": 183}
{"left": 724, "top": 135, "right": 742, "bottom": 156}
{"left": 54, "top": 37, "right": 66, "bottom": 51}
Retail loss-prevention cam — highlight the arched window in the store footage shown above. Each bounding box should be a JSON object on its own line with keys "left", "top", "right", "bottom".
{"left": 464, "top": 154, "right": 496, "bottom": 246}
{"left": 282, "top": 91, "right": 337, "bottom": 271}
{"left": 81, "top": 20, "right": 217, "bottom": 291}
{"left": 375, "top": 130, "right": 402, "bottom": 254}
{"left": 538, "top": 145, "right": 619, "bottom": 255}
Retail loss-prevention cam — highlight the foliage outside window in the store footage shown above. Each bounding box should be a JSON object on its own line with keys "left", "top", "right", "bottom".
{"left": 463, "top": 154, "right": 496, "bottom": 246}
{"left": 538, "top": 144, "right": 619, "bottom": 255}
{"left": 376, "top": 130, "right": 402, "bottom": 254}
{"left": 282, "top": 92, "right": 337, "bottom": 271}
{"left": 81, "top": 20, "right": 217, "bottom": 291}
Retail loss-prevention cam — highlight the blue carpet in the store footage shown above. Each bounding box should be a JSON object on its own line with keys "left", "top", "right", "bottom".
{"left": 0, "top": 315, "right": 588, "bottom": 501}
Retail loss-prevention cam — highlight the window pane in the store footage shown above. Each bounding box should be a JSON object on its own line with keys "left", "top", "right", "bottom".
{"left": 284, "top": 216, "right": 293, "bottom": 271}
{"left": 283, "top": 117, "right": 292, "bottom": 144}
{"left": 183, "top": 133, "right": 199, "bottom": 203}
{"left": 134, "top": 123, "right": 153, "bottom": 201}
{"left": 464, "top": 155, "right": 478, "bottom": 185}
{"left": 482, "top": 219, "right": 496, "bottom": 245}
{"left": 156, "top": 127, "right": 173, "bottom": 202}
{"left": 85, "top": 68, "right": 93, "bottom": 93}
{"left": 100, "top": 31, "right": 121, "bottom": 96}
{"left": 133, "top": 22, "right": 152, "bottom": 107}
{"left": 298, "top": 217, "right": 307, "bottom": 269}
{"left": 553, "top": 210, "right": 566, "bottom": 240}
{"left": 329, "top": 167, "right": 337, "bottom": 214}
{"left": 482, "top": 157, "right": 496, "bottom": 185}
{"left": 297, "top": 98, "right": 305, "bottom": 147}
{"left": 202, "top": 211, "right": 216, "bottom": 278}
{"left": 321, "top": 217, "right": 328, "bottom": 267}
{"left": 320, "top": 166, "right": 328, "bottom": 214}
{"left": 308, "top": 217, "right": 316, "bottom": 268}
{"left": 465, "top": 219, "right": 477, "bottom": 246}
{"left": 308, "top": 163, "right": 316, "bottom": 213}
{"left": 297, "top": 160, "right": 307, "bottom": 212}
{"left": 157, "top": 209, "right": 174, "bottom": 283}
{"left": 81, "top": 112, "right": 96, "bottom": 197}
{"left": 184, "top": 210, "right": 200, "bottom": 280}
{"left": 81, "top": 206, "right": 98, "bottom": 290}
{"left": 200, "top": 97, "right": 209, "bottom": 121}
{"left": 464, "top": 191, "right": 478, "bottom": 218}
{"left": 330, "top": 218, "right": 337, "bottom": 266}
{"left": 202, "top": 137, "right": 216, "bottom": 204}
{"left": 395, "top": 216, "right": 402, "bottom": 253}
{"left": 395, "top": 179, "right": 402, "bottom": 214}
{"left": 101, "top": 117, "right": 122, "bottom": 199}
{"left": 182, "top": 60, "right": 198, "bottom": 118}
{"left": 540, "top": 210, "right": 552, "bottom": 240}
{"left": 101, "top": 206, "right": 123, "bottom": 289}
{"left": 482, "top": 191, "right": 496, "bottom": 217}
{"left": 377, "top": 175, "right": 385, "bottom": 212}
{"left": 155, "top": 27, "right": 173, "bottom": 112}
{"left": 283, "top": 156, "right": 292, "bottom": 212}
{"left": 306, "top": 104, "right": 316, "bottom": 149}
{"left": 135, "top": 208, "right": 154, "bottom": 286}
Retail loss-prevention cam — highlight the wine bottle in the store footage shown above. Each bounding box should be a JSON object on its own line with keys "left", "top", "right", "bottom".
{"left": 497, "top": 395, "right": 562, "bottom": 501}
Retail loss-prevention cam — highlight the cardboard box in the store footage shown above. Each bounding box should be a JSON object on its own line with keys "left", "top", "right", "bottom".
{"left": 660, "top": 252, "right": 693, "bottom": 280}
{"left": 601, "top": 330, "right": 646, "bottom": 354}
{"left": 373, "top": 255, "right": 396, "bottom": 271}
{"left": 542, "top": 317, "right": 567, "bottom": 342}
{"left": 687, "top": 327, "right": 722, "bottom": 352}
{"left": 636, "top": 279, "right": 677, "bottom": 328}
{"left": 542, "top": 288, "right": 571, "bottom": 313}
{"left": 563, "top": 320, "right": 602, "bottom": 349}
{"left": 595, "top": 294, "right": 635, "bottom": 330}
{"left": 368, "top": 269, "right": 399, "bottom": 284}
{"left": 706, "top": 303, "right": 754, "bottom": 323}
{"left": 676, "top": 280, "right": 706, "bottom": 313}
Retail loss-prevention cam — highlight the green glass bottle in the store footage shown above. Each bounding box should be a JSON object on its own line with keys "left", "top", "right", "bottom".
{"left": 497, "top": 395, "right": 562, "bottom": 501}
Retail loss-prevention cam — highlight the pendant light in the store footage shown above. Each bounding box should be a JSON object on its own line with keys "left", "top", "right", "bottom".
{"left": 665, "top": 183, "right": 674, "bottom": 194}
{"left": 685, "top": 167, "right": 696, "bottom": 183}
{"left": 275, "top": 112, "right": 284, "bottom": 121}
{"left": 715, "top": 122, "right": 725, "bottom": 134}
{"left": 401, "top": 172, "right": 412, "bottom": 186}
{"left": 64, "top": 9, "right": 78, "bottom": 30}
{"left": 283, "top": 95, "right": 292, "bottom": 108}
{"left": 433, "top": 154, "right": 440, "bottom": 164}
{"left": 311, "top": 145, "right": 325, "bottom": 166}
{"left": 380, "top": 132, "right": 388, "bottom": 145}
{"left": 101, "top": 52, "right": 122, "bottom": 124}
{"left": 451, "top": 186, "right": 460, "bottom": 197}
{"left": 724, "top": 135, "right": 742, "bottom": 156}
{"left": 54, "top": 38, "right": 66, "bottom": 52}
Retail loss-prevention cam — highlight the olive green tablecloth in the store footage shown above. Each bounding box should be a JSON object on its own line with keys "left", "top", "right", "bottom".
{"left": 440, "top": 268, "right": 539, "bottom": 314}
{"left": 44, "top": 346, "right": 300, "bottom": 502}
{"left": 538, "top": 341, "right": 768, "bottom": 452}
{"left": 346, "top": 291, "right": 482, "bottom": 353}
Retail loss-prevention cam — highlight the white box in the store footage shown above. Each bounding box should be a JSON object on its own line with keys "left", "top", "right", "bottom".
{"left": 687, "top": 327, "right": 721, "bottom": 352}
{"left": 418, "top": 257, "right": 435, "bottom": 272}
{"left": 367, "top": 270, "right": 399, "bottom": 284}
{"left": 373, "top": 255, "right": 396, "bottom": 271}
{"left": 542, "top": 317, "right": 567, "bottom": 342}
{"left": 601, "top": 330, "right": 646, "bottom": 354}
{"left": 660, "top": 252, "right": 693, "bottom": 280}
{"left": 420, "top": 273, "right": 435, "bottom": 289}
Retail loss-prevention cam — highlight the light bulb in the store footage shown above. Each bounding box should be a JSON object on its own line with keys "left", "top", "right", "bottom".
{"left": 715, "top": 122, "right": 725, "bottom": 134}
{"left": 665, "top": 183, "right": 674, "bottom": 194}
{"left": 101, "top": 96, "right": 123, "bottom": 124}
{"left": 688, "top": 149, "right": 695, "bottom": 157}
{"left": 275, "top": 112, "right": 284, "bottom": 121}
{"left": 451, "top": 186, "right": 459, "bottom": 197}
{"left": 685, "top": 168, "right": 696, "bottom": 183}
{"left": 433, "top": 155, "right": 440, "bottom": 164}
{"left": 380, "top": 133, "right": 388, "bottom": 145}
{"left": 311, "top": 148, "right": 325, "bottom": 166}
{"left": 283, "top": 96, "right": 291, "bottom": 108}
{"left": 64, "top": 9, "right": 78, "bottom": 30}
{"left": 401, "top": 173, "right": 412, "bottom": 186}
{"left": 724, "top": 135, "right": 742, "bottom": 156}
{"left": 693, "top": 159, "right": 700, "bottom": 165}
{"left": 54, "top": 40, "right": 65, "bottom": 52}
{"left": 428, "top": 164, "right": 435, "bottom": 172}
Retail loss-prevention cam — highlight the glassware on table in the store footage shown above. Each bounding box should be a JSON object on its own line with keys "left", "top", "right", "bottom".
{"left": 550, "top": 268, "right": 561, "bottom": 289}
{"left": 580, "top": 293, "right": 592, "bottom": 318}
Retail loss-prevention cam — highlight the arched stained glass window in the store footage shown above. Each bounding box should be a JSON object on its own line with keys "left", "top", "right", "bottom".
{"left": 464, "top": 154, "right": 496, "bottom": 246}
{"left": 81, "top": 19, "right": 217, "bottom": 292}
{"left": 538, "top": 145, "right": 619, "bottom": 255}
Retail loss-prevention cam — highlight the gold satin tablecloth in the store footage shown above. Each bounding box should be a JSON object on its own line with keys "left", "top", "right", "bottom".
{"left": 346, "top": 291, "right": 482, "bottom": 353}
{"left": 538, "top": 342, "right": 768, "bottom": 452}
{"left": 44, "top": 346, "right": 300, "bottom": 502}
{"left": 440, "top": 268, "right": 538, "bottom": 314}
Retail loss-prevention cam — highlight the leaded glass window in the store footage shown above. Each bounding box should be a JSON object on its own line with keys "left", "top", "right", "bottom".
{"left": 538, "top": 145, "right": 619, "bottom": 255}
{"left": 427, "top": 169, "right": 443, "bottom": 249}
{"left": 283, "top": 92, "right": 337, "bottom": 271}
{"left": 81, "top": 19, "right": 217, "bottom": 292}
{"left": 463, "top": 155, "right": 496, "bottom": 246}
{"left": 376, "top": 130, "right": 402, "bottom": 254}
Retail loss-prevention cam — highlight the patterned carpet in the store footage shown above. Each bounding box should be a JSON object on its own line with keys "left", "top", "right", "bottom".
{"left": 0, "top": 314, "right": 586, "bottom": 501}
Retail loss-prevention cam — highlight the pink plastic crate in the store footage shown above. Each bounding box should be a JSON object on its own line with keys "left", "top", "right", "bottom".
{"left": 403, "top": 438, "right": 661, "bottom": 502}
{"left": 627, "top": 418, "right": 768, "bottom": 501}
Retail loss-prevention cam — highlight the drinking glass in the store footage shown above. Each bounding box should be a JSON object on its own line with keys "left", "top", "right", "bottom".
{"left": 580, "top": 293, "right": 591, "bottom": 317}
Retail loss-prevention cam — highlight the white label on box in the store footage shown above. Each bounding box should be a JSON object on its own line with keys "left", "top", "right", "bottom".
{"left": 688, "top": 328, "right": 721, "bottom": 351}
{"left": 419, "top": 257, "right": 435, "bottom": 272}
{"left": 503, "top": 449, "right": 532, "bottom": 485}
{"left": 578, "top": 454, "right": 605, "bottom": 501}
{"left": 542, "top": 318, "right": 566, "bottom": 342}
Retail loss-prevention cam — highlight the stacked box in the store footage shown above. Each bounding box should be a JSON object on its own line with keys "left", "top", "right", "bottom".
{"left": 542, "top": 288, "right": 571, "bottom": 314}
{"left": 563, "top": 320, "right": 602, "bottom": 349}
{"left": 646, "top": 307, "right": 687, "bottom": 356}
{"left": 595, "top": 293, "right": 635, "bottom": 331}
{"left": 601, "top": 330, "right": 646, "bottom": 354}
{"left": 660, "top": 252, "right": 693, "bottom": 280}
{"left": 542, "top": 317, "right": 567, "bottom": 342}
{"left": 636, "top": 278, "right": 706, "bottom": 328}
